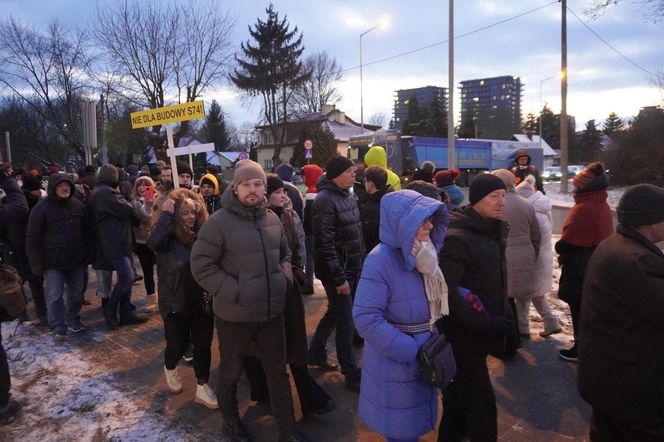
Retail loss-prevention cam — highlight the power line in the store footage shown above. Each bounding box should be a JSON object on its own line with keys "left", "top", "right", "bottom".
{"left": 567, "top": 6, "right": 660, "bottom": 78}
{"left": 343, "top": 1, "right": 559, "bottom": 73}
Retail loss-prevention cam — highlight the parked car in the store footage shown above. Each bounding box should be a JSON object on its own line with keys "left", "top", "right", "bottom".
{"left": 542, "top": 165, "right": 585, "bottom": 182}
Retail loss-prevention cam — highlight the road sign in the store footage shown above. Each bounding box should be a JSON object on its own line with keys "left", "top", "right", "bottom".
{"left": 305, "top": 150, "right": 313, "bottom": 160}
{"left": 304, "top": 139, "right": 313, "bottom": 150}
{"left": 130, "top": 101, "right": 205, "bottom": 129}
{"left": 238, "top": 152, "right": 249, "bottom": 160}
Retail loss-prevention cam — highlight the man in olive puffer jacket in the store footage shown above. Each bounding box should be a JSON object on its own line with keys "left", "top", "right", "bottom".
{"left": 191, "top": 160, "right": 307, "bottom": 442}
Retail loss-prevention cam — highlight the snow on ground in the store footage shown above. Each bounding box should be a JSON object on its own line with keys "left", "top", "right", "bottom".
{"left": 543, "top": 182, "right": 624, "bottom": 209}
{"left": 1, "top": 322, "right": 188, "bottom": 441}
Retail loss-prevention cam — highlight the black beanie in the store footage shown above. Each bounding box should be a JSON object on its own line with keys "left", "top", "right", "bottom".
{"left": 266, "top": 173, "right": 285, "bottom": 197}
{"left": 617, "top": 183, "right": 664, "bottom": 226}
{"left": 469, "top": 173, "right": 506, "bottom": 205}
{"left": 325, "top": 155, "right": 354, "bottom": 180}
{"left": 21, "top": 175, "right": 42, "bottom": 191}
{"left": 176, "top": 161, "right": 193, "bottom": 177}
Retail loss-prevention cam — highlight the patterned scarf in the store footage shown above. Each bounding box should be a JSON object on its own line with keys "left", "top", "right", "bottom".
{"left": 413, "top": 240, "right": 449, "bottom": 327}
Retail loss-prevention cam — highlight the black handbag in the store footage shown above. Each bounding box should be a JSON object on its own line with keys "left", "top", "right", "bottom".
{"left": 417, "top": 332, "right": 457, "bottom": 390}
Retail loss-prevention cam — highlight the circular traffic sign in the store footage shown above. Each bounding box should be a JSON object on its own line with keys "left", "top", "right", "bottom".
{"left": 238, "top": 151, "right": 249, "bottom": 160}
{"left": 304, "top": 139, "right": 313, "bottom": 150}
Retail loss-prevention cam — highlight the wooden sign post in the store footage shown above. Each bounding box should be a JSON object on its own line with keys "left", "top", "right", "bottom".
{"left": 130, "top": 101, "right": 210, "bottom": 188}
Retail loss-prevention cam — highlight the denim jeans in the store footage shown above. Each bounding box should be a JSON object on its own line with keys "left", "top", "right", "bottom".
{"left": 108, "top": 256, "right": 134, "bottom": 318}
{"left": 308, "top": 275, "right": 360, "bottom": 376}
{"left": 304, "top": 234, "right": 315, "bottom": 288}
{"left": 44, "top": 266, "right": 85, "bottom": 334}
{"left": 95, "top": 269, "right": 113, "bottom": 298}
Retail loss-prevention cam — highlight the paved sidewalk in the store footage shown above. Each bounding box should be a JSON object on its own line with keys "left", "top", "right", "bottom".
{"left": 12, "top": 270, "right": 591, "bottom": 441}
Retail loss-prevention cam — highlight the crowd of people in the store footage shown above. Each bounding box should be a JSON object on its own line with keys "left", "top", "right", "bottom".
{"left": 0, "top": 149, "right": 663, "bottom": 441}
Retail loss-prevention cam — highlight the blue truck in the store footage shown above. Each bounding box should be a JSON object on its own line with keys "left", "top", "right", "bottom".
{"left": 349, "top": 131, "right": 544, "bottom": 185}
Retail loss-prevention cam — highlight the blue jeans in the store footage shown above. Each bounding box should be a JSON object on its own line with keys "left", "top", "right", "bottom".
{"left": 95, "top": 269, "right": 113, "bottom": 298}
{"left": 308, "top": 275, "right": 359, "bottom": 376}
{"left": 44, "top": 267, "right": 85, "bottom": 334}
{"left": 108, "top": 256, "right": 134, "bottom": 318}
{"left": 304, "top": 234, "right": 315, "bottom": 288}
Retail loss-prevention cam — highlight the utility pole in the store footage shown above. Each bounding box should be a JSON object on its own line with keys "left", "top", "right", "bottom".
{"left": 560, "top": 0, "right": 569, "bottom": 193}
{"left": 4, "top": 132, "right": 11, "bottom": 163}
{"left": 447, "top": 0, "right": 456, "bottom": 169}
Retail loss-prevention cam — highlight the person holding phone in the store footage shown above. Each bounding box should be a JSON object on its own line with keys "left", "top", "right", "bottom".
{"left": 130, "top": 176, "right": 159, "bottom": 312}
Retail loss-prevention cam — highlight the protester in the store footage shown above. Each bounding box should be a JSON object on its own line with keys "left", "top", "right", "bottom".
{"left": 492, "top": 169, "right": 541, "bottom": 343}
{"left": 88, "top": 164, "right": 147, "bottom": 329}
{"left": 412, "top": 160, "right": 436, "bottom": 182}
{"left": 515, "top": 175, "right": 562, "bottom": 337}
{"left": 555, "top": 162, "right": 612, "bottom": 361}
{"left": 130, "top": 176, "right": 158, "bottom": 313}
{"left": 244, "top": 174, "right": 336, "bottom": 418}
{"left": 190, "top": 160, "right": 307, "bottom": 442}
{"left": 308, "top": 155, "right": 364, "bottom": 392}
{"left": 301, "top": 164, "right": 324, "bottom": 295}
{"left": 354, "top": 189, "right": 449, "bottom": 442}
{"left": 364, "top": 146, "right": 401, "bottom": 190}
{"left": 175, "top": 161, "right": 193, "bottom": 190}
{"left": 26, "top": 173, "right": 89, "bottom": 341}
{"left": 578, "top": 184, "right": 664, "bottom": 441}
{"left": 434, "top": 169, "right": 464, "bottom": 210}
{"left": 437, "top": 173, "right": 515, "bottom": 442}
{"left": 198, "top": 173, "right": 222, "bottom": 214}
{"left": 159, "top": 165, "right": 173, "bottom": 193}
{"left": 405, "top": 180, "right": 443, "bottom": 202}
{"left": 359, "top": 166, "right": 390, "bottom": 253}
{"left": 19, "top": 174, "right": 48, "bottom": 325}
{"left": 510, "top": 149, "right": 544, "bottom": 193}
{"left": 275, "top": 162, "right": 304, "bottom": 221}
{"left": 147, "top": 188, "right": 217, "bottom": 409}
{"left": 0, "top": 170, "right": 28, "bottom": 425}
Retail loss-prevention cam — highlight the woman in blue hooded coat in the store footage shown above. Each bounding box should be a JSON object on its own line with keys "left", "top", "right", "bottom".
{"left": 353, "top": 189, "right": 449, "bottom": 441}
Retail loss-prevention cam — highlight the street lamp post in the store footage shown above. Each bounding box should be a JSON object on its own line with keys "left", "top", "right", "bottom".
{"left": 360, "top": 24, "right": 380, "bottom": 131}
{"left": 539, "top": 74, "right": 558, "bottom": 150}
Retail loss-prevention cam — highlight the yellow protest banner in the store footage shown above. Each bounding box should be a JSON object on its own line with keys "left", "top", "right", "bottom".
{"left": 130, "top": 101, "right": 205, "bottom": 129}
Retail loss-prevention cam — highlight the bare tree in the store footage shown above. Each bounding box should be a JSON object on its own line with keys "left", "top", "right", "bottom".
{"left": 94, "top": 0, "right": 235, "bottom": 158}
{"left": 0, "top": 18, "right": 90, "bottom": 159}
{"left": 289, "top": 51, "right": 343, "bottom": 116}
{"left": 585, "top": 0, "right": 664, "bottom": 22}
{"left": 369, "top": 112, "right": 387, "bottom": 129}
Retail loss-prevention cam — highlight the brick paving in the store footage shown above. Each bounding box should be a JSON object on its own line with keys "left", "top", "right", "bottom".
{"left": 54, "top": 267, "right": 590, "bottom": 441}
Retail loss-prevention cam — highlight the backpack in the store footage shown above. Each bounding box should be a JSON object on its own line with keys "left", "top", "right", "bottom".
{"left": 0, "top": 264, "right": 26, "bottom": 321}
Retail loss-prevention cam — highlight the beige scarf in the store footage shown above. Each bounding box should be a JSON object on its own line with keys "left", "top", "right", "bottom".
{"left": 413, "top": 240, "right": 449, "bottom": 327}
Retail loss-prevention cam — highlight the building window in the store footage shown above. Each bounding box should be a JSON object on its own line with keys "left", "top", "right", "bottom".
{"left": 264, "top": 159, "right": 273, "bottom": 169}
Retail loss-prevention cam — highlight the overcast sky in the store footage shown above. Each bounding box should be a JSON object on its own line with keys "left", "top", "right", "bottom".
{"left": 3, "top": 0, "right": 663, "bottom": 131}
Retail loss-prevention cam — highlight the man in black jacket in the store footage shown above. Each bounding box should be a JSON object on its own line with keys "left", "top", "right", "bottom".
{"left": 26, "top": 174, "right": 88, "bottom": 340}
{"left": 0, "top": 170, "right": 28, "bottom": 425}
{"left": 359, "top": 166, "right": 389, "bottom": 253}
{"left": 437, "top": 173, "right": 515, "bottom": 442}
{"left": 88, "top": 164, "right": 146, "bottom": 329}
{"left": 308, "top": 155, "right": 364, "bottom": 392}
{"left": 578, "top": 184, "right": 664, "bottom": 441}
{"left": 510, "top": 149, "right": 545, "bottom": 194}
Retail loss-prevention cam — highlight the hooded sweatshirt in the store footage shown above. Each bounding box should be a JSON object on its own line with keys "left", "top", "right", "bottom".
{"left": 198, "top": 173, "right": 222, "bottom": 214}
{"left": 302, "top": 164, "right": 324, "bottom": 235}
{"left": 364, "top": 146, "right": 401, "bottom": 190}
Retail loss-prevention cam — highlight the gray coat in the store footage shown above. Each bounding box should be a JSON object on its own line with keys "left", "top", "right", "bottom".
{"left": 501, "top": 192, "right": 541, "bottom": 299}
{"left": 190, "top": 188, "right": 292, "bottom": 322}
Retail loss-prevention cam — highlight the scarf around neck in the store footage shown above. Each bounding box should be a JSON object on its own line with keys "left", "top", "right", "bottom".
{"left": 413, "top": 239, "right": 449, "bottom": 327}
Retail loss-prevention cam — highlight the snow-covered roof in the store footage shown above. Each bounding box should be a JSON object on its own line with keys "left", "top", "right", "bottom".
{"left": 512, "top": 134, "right": 557, "bottom": 157}
{"left": 177, "top": 136, "right": 203, "bottom": 147}
{"left": 205, "top": 151, "right": 243, "bottom": 166}
{"left": 323, "top": 120, "right": 374, "bottom": 142}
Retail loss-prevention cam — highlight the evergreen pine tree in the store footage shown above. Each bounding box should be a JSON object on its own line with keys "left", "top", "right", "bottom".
{"left": 603, "top": 112, "right": 625, "bottom": 136}
{"left": 522, "top": 112, "right": 538, "bottom": 139}
{"left": 577, "top": 119, "right": 602, "bottom": 163}
{"left": 428, "top": 93, "right": 448, "bottom": 138}
{"left": 402, "top": 97, "right": 425, "bottom": 136}
{"left": 200, "top": 100, "right": 231, "bottom": 152}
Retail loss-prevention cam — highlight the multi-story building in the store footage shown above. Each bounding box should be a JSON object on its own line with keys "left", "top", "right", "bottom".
{"left": 392, "top": 86, "right": 447, "bottom": 130}
{"left": 459, "top": 75, "right": 522, "bottom": 140}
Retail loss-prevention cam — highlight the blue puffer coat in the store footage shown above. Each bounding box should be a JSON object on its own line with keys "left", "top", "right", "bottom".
{"left": 353, "top": 189, "right": 449, "bottom": 439}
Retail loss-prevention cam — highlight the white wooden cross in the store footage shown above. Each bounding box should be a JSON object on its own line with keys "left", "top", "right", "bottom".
{"left": 165, "top": 125, "right": 216, "bottom": 189}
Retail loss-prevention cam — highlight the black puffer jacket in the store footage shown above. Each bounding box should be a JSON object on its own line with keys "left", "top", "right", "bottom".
{"left": 87, "top": 177, "right": 136, "bottom": 268}
{"left": 0, "top": 175, "right": 29, "bottom": 274}
{"left": 26, "top": 174, "right": 87, "bottom": 274}
{"left": 359, "top": 186, "right": 391, "bottom": 253}
{"left": 578, "top": 225, "right": 664, "bottom": 427}
{"left": 437, "top": 206, "right": 513, "bottom": 353}
{"left": 313, "top": 175, "right": 365, "bottom": 286}
{"left": 148, "top": 211, "right": 205, "bottom": 320}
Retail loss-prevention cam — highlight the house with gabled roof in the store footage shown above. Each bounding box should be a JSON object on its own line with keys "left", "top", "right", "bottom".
{"left": 253, "top": 104, "right": 380, "bottom": 169}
